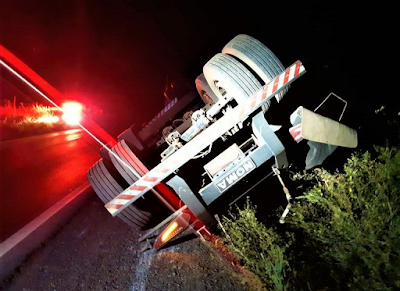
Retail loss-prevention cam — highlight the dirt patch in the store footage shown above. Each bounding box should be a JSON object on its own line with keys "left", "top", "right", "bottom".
{"left": 145, "top": 238, "right": 255, "bottom": 291}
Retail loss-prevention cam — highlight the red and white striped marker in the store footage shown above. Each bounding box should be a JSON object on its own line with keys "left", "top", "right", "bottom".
{"left": 105, "top": 61, "right": 306, "bottom": 216}
{"left": 289, "top": 124, "right": 303, "bottom": 143}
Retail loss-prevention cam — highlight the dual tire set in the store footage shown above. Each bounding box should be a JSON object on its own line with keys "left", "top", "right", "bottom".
{"left": 196, "top": 34, "right": 287, "bottom": 112}
{"left": 87, "top": 35, "right": 287, "bottom": 230}
{"left": 87, "top": 141, "right": 156, "bottom": 230}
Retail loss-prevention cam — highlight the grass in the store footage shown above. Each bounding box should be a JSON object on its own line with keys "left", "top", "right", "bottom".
{"left": 0, "top": 97, "right": 65, "bottom": 141}
{"left": 1, "top": 97, "right": 59, "bottom": 120}
{"left": 219, "top": 146, "right": 400, "bottom": 290}
{"left": 219, "top": 201, "right": 291, "bottom": 290}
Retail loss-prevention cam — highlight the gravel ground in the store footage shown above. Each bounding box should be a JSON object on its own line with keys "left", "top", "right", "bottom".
{"left": 0, "top": 195, "right": 258, "bottom": 291}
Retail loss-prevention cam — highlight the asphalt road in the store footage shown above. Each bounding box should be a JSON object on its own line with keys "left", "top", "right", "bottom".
{"left": 0, "top": 195, "right": 253, "bottom": 291}
{"left": 0, "top": 129, "right": 100, "bottom": 242}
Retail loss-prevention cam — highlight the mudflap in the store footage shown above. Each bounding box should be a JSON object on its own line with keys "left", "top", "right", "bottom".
{"left": 289, "top": 104, "right": 357, "bottom": 169}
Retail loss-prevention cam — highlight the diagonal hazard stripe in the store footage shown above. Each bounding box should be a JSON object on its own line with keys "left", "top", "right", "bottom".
{"left": 289, "top": 124, "right": 303, "bottom": 143}
{"left": 129, "top": 185, "right": 147, "bottom": 191}
{"left": 105, "top": 61, "right": 306, "bottom": 216}
{"left": 142, "top": 176, "right": 159, "bottom": 182}
{"left": 117, "top": 194, "right": 136, "bottom": 200}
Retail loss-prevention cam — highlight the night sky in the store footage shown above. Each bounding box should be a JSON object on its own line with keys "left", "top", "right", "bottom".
{"left": 1, "top": 1, "right": 398, "bottom": 141}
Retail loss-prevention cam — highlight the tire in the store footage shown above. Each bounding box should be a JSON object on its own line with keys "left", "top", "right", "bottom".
{"left": 87, "top": 159, "right": 152, "bottom": 230}
{"left": 222, "top": 34, "right": 288, "bottom": 103}
{"left": 95, "top": 140, "right": 170, "bottom": 230}
{"left": 195, "top": 73, "right": 218, "bottom": 105}
{"left": 109, "top": 140, "right": 142, "bottom": 185}
{"left": 203, "top": 53, "right": 262, "bottom": 106}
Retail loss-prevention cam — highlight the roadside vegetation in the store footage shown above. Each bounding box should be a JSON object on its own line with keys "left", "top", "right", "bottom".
{"left": 219, "top": 109, "right": 400, "bottom": 290}
{"left": 0, "top": 97, "right": 65, "bottom": 141}
{"left": 220, "top": 147, "right": 400, "bottom": 290}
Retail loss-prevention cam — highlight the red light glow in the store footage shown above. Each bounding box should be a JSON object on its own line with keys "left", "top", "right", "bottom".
{"left": 36, "top": 115, "right": 60, "bottom": 124}
{"left": 62, "top": 102, "right": 83, "bottom": 125}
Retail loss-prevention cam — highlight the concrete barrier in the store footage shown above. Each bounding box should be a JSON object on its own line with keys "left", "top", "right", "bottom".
{"left": 0, "top": 182, "right": 94, "bottom": 282}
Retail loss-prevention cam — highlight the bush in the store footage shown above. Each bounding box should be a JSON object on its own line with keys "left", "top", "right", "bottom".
{"left": 289, "top": 147, "right": 400, "bottom": 290}
{"left": 220, "top": 147, "right": 400, "bottom": 290}
{"left": 219, "top": 201, "right": 291, "bottom": 291}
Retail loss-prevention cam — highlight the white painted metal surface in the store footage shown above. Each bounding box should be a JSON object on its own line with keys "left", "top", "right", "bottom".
{"left": 105, "top": 61, "right": 306, "bottom": 216}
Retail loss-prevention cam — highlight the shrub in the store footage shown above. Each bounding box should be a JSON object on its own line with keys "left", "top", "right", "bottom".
{"left": 220, "top": 147, "right": 400, "bottom": 290}
{"left": 219, "top": 201, "right": 291, "bottom": 291}
{"left": 289, "top": 147, "right": 400, "bottom": 290}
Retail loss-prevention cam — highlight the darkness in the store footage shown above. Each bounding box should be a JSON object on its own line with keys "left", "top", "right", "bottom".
{"left": 1, "top": 0, "right": 398, "bottom": 142}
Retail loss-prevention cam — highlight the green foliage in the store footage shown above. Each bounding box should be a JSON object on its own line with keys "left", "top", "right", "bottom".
{"left": 375, "top": 105, "right": 385, "bottom": 114}
{"left": 220, "top": 201, "right": 291, "bottom": 291}
{"left": 220, "top": 147, "right": 400, "bottom": 290}
{"left": 289, "top": 147, "right": 400, "bottom": 290}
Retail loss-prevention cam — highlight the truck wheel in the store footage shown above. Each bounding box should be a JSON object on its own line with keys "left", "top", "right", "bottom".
{"left": 195, "top": 73, "right": 219, "bottom": 105}
{"left": 109, "top": 140, "right": 142, "bottom": 186}
{"left": 222, "top": 34, "right": 288, "bottom": 103}
{"left": 100, "top": 140, "right": 170, "bottom": 229}
{"left": 203, "top": 53, "right": 262, "bottom": 106}
{"left": 87, "top": 159, "right": 152, "bottom": 230}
